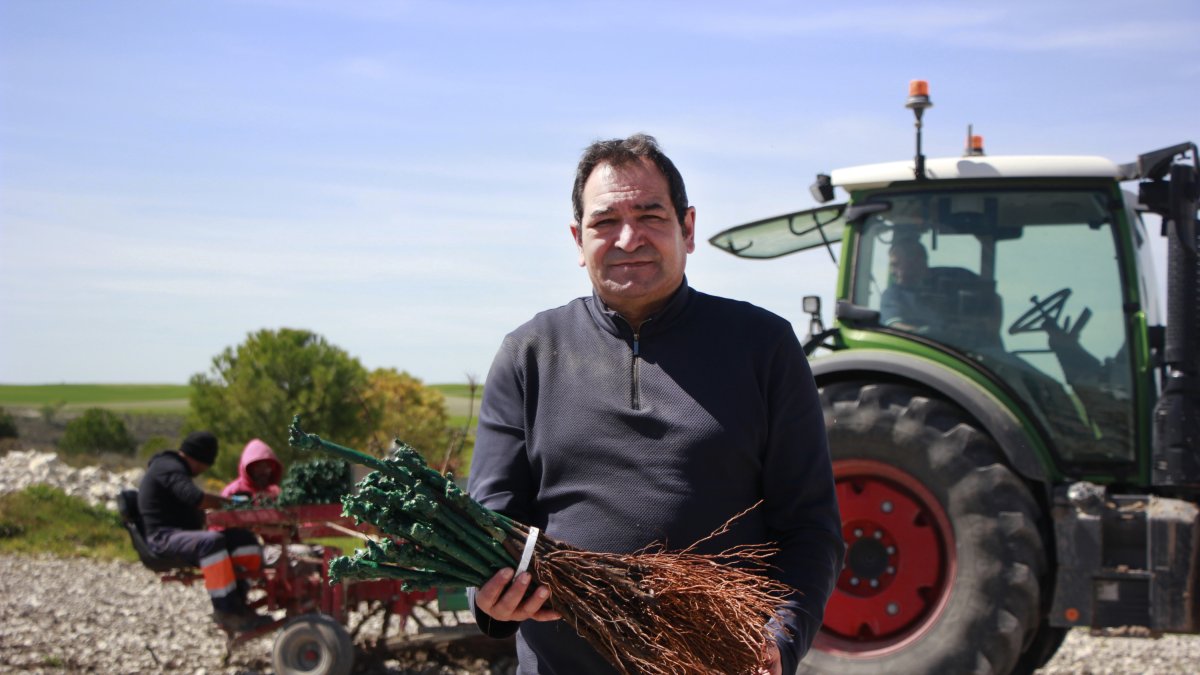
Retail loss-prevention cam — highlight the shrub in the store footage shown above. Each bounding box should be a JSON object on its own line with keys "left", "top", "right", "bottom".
{"left": 362, "top": 368, "right": 451, "bottom": 463}
{"left": 0, "top": 407, "right": 18, "bottom": 439}
{"left": 59, "top": 408, "right": 136, "bottom": 456}
{"left": 188, "top": 328, "right": 372, "bottom": 468}
{"left": 40, "top": 401, "right": 66, "bottom": 425}
{"left": 137, "top": 434, "right": 176, "bottom": 463}
{"left": 0, "top": 485, "right": 136, "bottom": 561}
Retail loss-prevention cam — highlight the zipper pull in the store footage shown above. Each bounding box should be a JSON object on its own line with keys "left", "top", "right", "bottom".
{"left": 633, "top": 332, "right": 640, "bottom": 356}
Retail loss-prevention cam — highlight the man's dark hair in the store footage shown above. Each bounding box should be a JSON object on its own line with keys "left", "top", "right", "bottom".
{"left": 889, "top": 238, "right": 928, "bottom": 263}
{"left": 571, "top": 133, "right": 689, "bottom": 226}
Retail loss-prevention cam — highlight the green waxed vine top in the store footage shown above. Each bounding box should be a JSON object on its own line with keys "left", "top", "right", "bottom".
{"left": 287, "top": 415, "right": 524, "bottom": 590}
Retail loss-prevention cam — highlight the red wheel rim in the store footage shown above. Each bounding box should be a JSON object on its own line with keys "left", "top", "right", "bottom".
{"left": 815, "top": 459, "right": 956, "bottom": 657}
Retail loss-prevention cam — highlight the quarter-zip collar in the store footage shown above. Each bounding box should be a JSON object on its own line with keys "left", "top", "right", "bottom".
{"left": 586, "top": 277, "right": 694, "bottom": 339}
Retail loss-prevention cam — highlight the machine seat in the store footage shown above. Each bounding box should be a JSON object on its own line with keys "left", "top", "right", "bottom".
{"left": 116, "top": 489, "right": 195, "bottom": 573}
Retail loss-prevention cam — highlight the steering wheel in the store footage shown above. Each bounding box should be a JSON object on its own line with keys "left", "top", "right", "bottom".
{"left": 1008, "top": 288, "right": 1073, "bottom": 335}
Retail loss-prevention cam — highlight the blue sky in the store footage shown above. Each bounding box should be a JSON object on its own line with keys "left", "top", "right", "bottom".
{"left": 2, "top": 0, "right": 1197, "bottom": 385}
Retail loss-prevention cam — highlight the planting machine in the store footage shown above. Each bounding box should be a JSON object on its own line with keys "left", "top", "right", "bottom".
{"left": 118, "top": 495, "right": 475, "bottom": 675}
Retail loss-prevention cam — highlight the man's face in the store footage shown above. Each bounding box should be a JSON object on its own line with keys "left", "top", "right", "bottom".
{"left": 570, "top": 158, "right": 695, "bottom": 323}
{"left": 181, "top": 454, "right": 211, "bottom": 476}
{"left": 889, "top": 247, "right": 927, "bottom": 286}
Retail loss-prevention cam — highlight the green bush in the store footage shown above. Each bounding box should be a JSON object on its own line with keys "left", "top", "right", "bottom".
{"left": 40, "top": 400, "right": 66, "bottom": 425}
{"left": 0, "top": 407, "right": 18, "bottom": 439}
{"left": 209, "top": 442, "right": 243, "bottom": 483}
{"left": 0, "top": 484, "right": 136, "bottom": 561}
{"left": 188, "top": 328, "right": 371, "bottom": 468}
{"left": 363, "top": 368, "right": 451, "bottom": 463}
{"left": 59, "top": 408, "right": 136, "bottom": 456}
{"left": 137, "top": 434, "right": 176, "bottom": 463}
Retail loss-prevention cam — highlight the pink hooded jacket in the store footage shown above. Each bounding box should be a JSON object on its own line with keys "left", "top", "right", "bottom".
{"left": 221, "top": 439, "right": 283, "bottom": 499}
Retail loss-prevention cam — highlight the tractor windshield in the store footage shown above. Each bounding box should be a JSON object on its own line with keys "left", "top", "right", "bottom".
{"left": 850, "top": 187, "right": 1134, "bottom": 463}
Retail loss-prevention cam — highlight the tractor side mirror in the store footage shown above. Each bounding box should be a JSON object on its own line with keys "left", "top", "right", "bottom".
{"left": 803, "top": 295, "right": 825, "bottom": 341}
{"left": 810, "top": 174, "right": 835, "bottom": 203}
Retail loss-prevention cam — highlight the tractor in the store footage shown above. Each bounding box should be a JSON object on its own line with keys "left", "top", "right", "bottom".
{"left": 709, "top": 81, "right": 1199, "bottom": 674}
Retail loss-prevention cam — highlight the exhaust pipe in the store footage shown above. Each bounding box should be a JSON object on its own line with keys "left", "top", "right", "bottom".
{"left": 1149, "top": 146, "right": 1200, "bottom": 488}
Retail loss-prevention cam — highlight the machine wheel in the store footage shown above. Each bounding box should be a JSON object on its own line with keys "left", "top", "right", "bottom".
{"left": 272, "top": 614, "right": 354, "bottom": 675}
{"left": 799, "top": 381, "right": 1050, "bottom": 675}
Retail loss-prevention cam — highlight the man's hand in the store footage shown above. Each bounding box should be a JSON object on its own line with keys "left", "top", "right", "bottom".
{"left": 475, "top": 567, "right": 561, "bottom": 622}
{"left": 757, "top": 639, "right": 782, "bottom": 675}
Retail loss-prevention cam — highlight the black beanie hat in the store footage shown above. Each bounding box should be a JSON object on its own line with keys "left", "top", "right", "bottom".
{"left": 180, "top": 431, "right": 218, "bottom": 465}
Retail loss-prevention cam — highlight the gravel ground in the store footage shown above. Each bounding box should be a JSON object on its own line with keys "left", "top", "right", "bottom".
{"left": 0, "top": 554, "right": 510, "bottom": 674}
{"left": 3, "top": 451, "right": 1198, "bottom": 674}
{"left": 3, "top": 554, "right": 1199, "bottom": 674}
{"left": 1034, "top": 629, "right": 1200, "bottom": 675}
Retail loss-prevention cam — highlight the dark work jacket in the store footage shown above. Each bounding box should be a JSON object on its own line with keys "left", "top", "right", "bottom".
{"left": 467, "top": 281, "right": 845, "bottom": 675}
{"left": 138, "top": 451, "right": 205, "bottom": 538}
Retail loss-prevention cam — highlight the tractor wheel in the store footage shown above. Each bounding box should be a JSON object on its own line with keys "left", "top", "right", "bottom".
{"left": 272, "top": 614, "right": 354, "bottom": 675}
{"left": 1012, "top": 622, "right": 1069, "bottom": 674}
{"left": 799, "top": 381, "right": 1049, "bottom": 675}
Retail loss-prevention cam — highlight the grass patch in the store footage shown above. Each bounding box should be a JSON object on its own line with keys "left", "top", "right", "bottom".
{"left": 429, "top": 383, "right": 483, "bottom": 399}
{"left": 0, "top": 485, "right": 137, "bottom": 562}
{"left": 0, "top": 384, "right": 191, "bottom": 407}
{"left": 446, "top": 414, "right": 477, "bottom": 429}
{"left": 307, "top": 536, "right": 369, "bottom": 555}
{"left": 85, "top": 402, "right": 190, "bottom": 414}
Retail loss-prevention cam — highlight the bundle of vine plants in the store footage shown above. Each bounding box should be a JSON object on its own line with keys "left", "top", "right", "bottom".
{"left": 221, "top": 458, "right": 352, "bottom": 510}
{"left": 288, "top": 415, "right": 790, "bottom": 675}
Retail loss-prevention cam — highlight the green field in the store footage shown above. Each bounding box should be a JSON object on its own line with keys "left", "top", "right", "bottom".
{"left": 0, "top": 384, "right": 191, "bottom": 407}
{"left": 430, "top": 383, "right": 483, "bottom": 398}
{"left": 0, "top": 382, "right": 478, "bottom": 435}
{"left": 2, "top": 383, "right": 476, "bottom": 406}
{"left": 0, "top": 382, "right": 480, "bottom": 431}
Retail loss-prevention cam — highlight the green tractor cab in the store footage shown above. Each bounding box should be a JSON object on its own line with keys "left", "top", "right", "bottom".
{"left": 711, "top": 82, "right": 1199, "bottom": 674}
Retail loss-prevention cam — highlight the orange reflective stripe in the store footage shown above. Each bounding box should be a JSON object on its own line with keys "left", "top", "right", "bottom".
{"left": 201, "top": 556, "right": 237, "bottom": 594}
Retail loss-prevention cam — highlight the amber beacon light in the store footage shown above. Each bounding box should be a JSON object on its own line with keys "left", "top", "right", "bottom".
{"left": 905, "top": 80, "right": 934, "bottom": 179}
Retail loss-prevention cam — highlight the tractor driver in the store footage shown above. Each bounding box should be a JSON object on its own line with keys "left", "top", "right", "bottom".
{"left": 879, "top": 238, "right": 938, "bottom": 332}
{"left": 138, "top": 431, "right": 272, "bottom": 633}
{"left": 878, "top": 238, "right": 1007, "bottom": 352}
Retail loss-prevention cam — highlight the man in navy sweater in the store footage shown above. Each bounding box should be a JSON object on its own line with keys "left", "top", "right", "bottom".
{"left": 468, "top": 134, "right": 844, "bottom": 675}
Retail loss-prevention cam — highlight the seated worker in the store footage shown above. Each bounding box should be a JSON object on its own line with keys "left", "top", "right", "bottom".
{"left": 221, "top": 439, "right": 283, "bottom": 503}
{"left": 138, "top": 431, "right": 271, "bottom": 633}
{"left": 879, "top": 238, "right": 938, "bottom": 331}
{"left": 222, "top": 438, "right": 325, "bottom": 567}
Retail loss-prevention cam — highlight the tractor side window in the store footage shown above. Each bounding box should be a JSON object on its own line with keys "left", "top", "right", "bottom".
{"left": 852, "top": 189, "right": 1134, "bottom": 463}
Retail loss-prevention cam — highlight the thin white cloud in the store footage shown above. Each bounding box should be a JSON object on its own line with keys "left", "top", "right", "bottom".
{"left": 687, "top": 5, "right": 1002, "bottom": 39}
{"left": 231, "top": 0, "right": 422, "bottom": 21}
{"left": 945, "top": 20, "right": 1200, "bottom": 52}
{"left": 685, "top": 4, "right": 1200, "bottom": 54}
